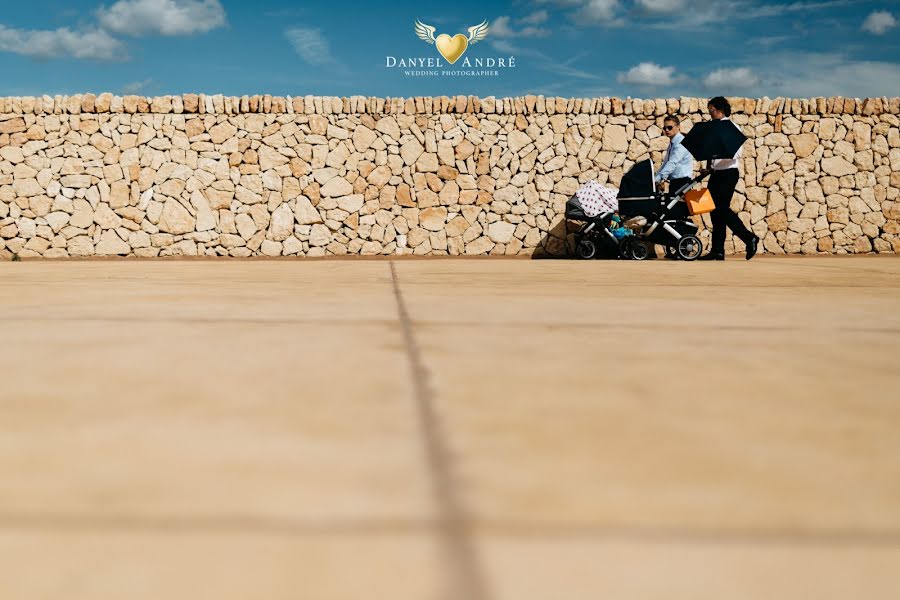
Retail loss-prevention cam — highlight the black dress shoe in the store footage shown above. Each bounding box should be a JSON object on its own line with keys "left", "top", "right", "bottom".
{"left": 745, "top": 235, "right": 760, "bottom": 260}
{"left": 698, "top": 252, "right": 725, "bottom": 261}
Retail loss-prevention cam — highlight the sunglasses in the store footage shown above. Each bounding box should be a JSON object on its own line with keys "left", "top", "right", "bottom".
{"left": 663, "top": 125, "right": 676, "bottom": 131}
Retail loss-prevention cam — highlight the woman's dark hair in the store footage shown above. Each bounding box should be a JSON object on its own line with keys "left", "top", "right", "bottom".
{"left": 708, "top": 96, "right": 731, "bottom": 117}
{"left": 664, "top": 114, "right": 680, "bottom": 125}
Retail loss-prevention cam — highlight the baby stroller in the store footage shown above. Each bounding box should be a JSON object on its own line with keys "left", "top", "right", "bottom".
{"left": 564, "top": 194, "right": 621, "bottom": 260}
{"left": 566, "top": 159, "right": 705, "bottom": 260}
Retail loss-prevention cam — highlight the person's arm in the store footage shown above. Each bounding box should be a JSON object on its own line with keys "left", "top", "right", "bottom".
{"left": 656, "top": 150, "right": 677, "bottom": 182}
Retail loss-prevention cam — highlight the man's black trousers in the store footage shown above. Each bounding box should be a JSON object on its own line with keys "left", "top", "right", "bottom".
{"left": 707, "top": 168, "right": 753, "bottom": 254}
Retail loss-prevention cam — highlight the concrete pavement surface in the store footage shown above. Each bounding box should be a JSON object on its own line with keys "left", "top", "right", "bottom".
{"left": 1, "top": 256, "right": 899, "bottom": 599}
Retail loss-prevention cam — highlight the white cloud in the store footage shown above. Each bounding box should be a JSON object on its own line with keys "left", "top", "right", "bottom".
{"left": 122, "top": 78, "right": 152, "bottom": 94}
{"left": 285, "top": 26, "right": 351, "bottom": 75}
{"left": 862, "top": 10, "right": 896, "bottom": 35}
{"left": 577, "top": 0, "right": 622, "bottom": 23}
{"left": 285, "top": 27, "right": 331, "bottom": 66}
{"left": 490, "top": 39, "right": 517, "bottom": 54}
{"left": 692, "top": 52, "right": 900, "bottom": 98}
{"left": 0, "top": 24, "right": 127, "bottom": 61}
{"left": 617, "top": 62, "right": 678, "bottom": 86}
{"left": 743, "top": 0, "right": 853, "bottom": 18}
{"left": 519, "top": 10, "right": 550, "bottom": 25}
{"left": 480, "top": 44, "right": 613, "bottom": 97}
{"left": 641, "top": 0, "right": 853, "bottom": 30}
{"left": 536, "top": 0, "right": 584, "bottom": 6}
{"left": 488, "top": 40, "right": 604, "bottom": 81}
{"left": 751, "top": 35, "right": 790, "bottom": 48}
{"left": 704, "top": 67, "right": 760, "bottom": 90}
{"left": 492, "top": 15, "right": 550, "bottom": 38}
{"left": 98, "top": 0, "right": 226, "bottom": 36}
{"left": 539, "top": 0, "right": 855, "bottom": 30}
{"left": 0, "top": 0, "right": 228, "bottom": 63}
{"left": 519, "top": 26, "right": 551, "bottom": 37}
{"left": 762, "top": 52, "right": 900, "bottom": 97}
{"left": 491, "top": 16, "right": 516, "bottom": 37}
{"left": 517, "top": 47, "right": 900, "bottom": 98}
{"left": 635, "top": 0, "right": 686, "bottom": 14}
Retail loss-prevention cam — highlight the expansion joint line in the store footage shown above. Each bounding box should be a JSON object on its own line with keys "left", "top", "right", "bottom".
{"left": 389, "top": 261, "right": 489, "bottom": 600}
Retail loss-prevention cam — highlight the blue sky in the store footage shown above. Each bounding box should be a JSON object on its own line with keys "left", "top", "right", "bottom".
{"left": 1, "top": 0, "right": 899, "bottom": 98}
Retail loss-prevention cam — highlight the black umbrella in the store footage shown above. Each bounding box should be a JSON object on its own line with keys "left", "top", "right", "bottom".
{"left": 681, "top": 119, "right": 747, "bottom": 162}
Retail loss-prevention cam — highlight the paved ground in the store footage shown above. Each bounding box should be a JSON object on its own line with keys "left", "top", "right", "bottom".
{"left": 1, "top": 256, "right": 899, "bottom": 600}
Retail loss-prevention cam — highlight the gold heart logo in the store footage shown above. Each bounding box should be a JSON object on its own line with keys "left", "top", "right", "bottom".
{"left": 435, "top": 33, "right": 468, "bottom": 64}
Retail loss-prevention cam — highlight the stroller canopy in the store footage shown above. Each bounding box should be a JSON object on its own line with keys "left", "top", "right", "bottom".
{"left": 617, "top": 159, "right": 656, "bottom": 199}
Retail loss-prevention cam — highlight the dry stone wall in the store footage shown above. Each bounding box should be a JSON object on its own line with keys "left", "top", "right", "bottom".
{"left": 1, "top": 93, "right": 899, "bottom": 258}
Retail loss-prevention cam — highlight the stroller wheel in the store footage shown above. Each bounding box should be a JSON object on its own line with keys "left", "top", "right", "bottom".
{"left": 618, "top": 237, "right": 633, "bottom": 259}
{"left": 677, "top": 235, "right": 703, "bottom": 261}
{"left": 630, "top": 240, "right": 650, "bottom": 261}
{"left": 576, "top": 238, "right": 598, "bottom": 260}
{"left": 665, "top": 245, "right": 679, "bottom": 259}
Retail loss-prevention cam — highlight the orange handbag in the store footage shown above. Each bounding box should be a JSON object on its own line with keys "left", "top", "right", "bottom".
{"left": 684, "top": 188, "right": 715, "bottom": 216}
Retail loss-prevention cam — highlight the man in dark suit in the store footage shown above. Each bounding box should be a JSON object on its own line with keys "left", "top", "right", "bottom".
{"left": 698, "top": 97, "right": 759, "bottom": 261}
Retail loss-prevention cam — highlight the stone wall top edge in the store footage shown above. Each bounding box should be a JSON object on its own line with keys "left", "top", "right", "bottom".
{"left": 0, "top": 93, "right": 898, "bottom": 116}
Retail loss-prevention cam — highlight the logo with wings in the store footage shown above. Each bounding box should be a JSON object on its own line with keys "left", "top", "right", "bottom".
{"left": 414, "top": 19, "right": 489, "bottom": 65}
